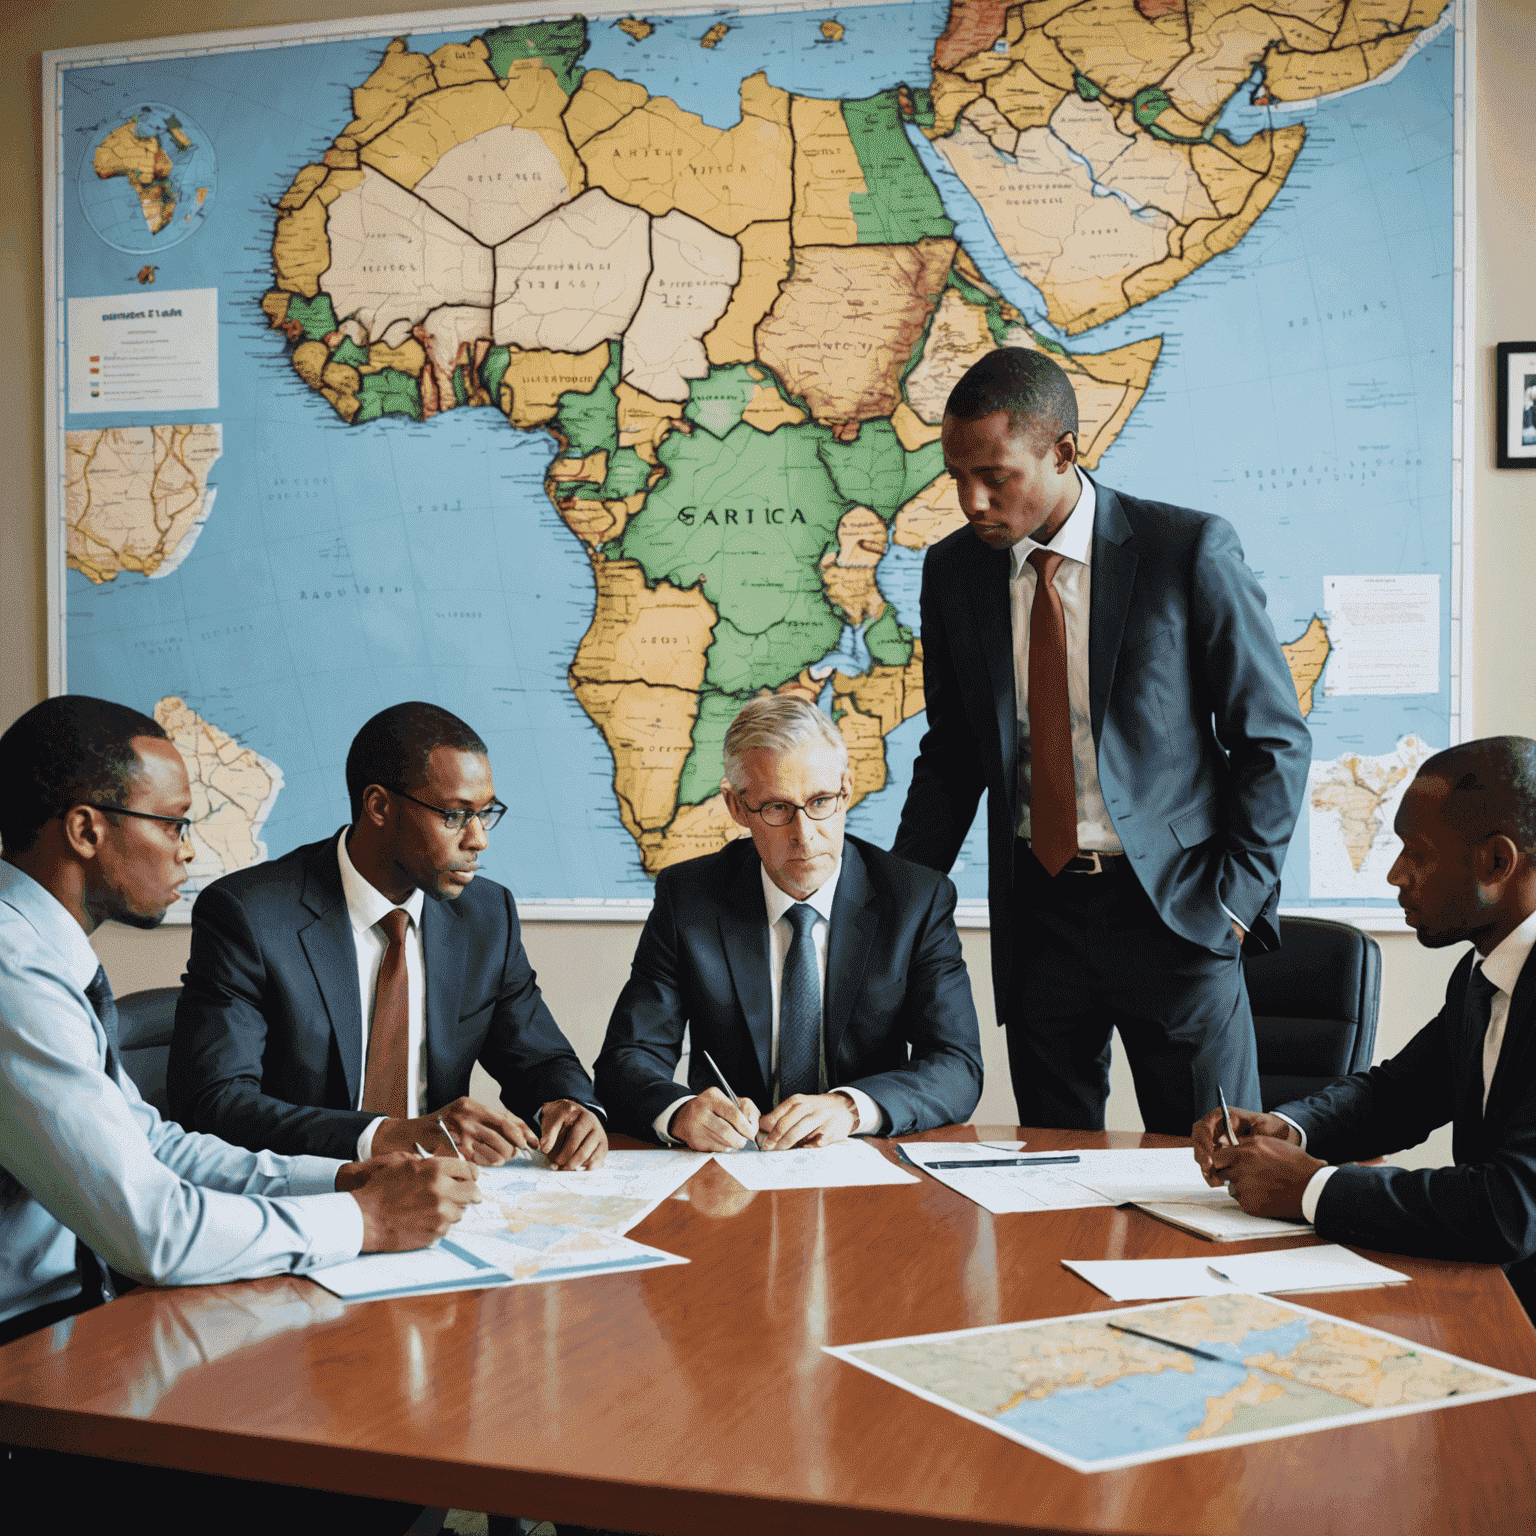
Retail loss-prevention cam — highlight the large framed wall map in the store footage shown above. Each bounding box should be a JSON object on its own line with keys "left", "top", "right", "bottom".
{"left": 44, "top": 0, "right": 1471, "bottom": 925}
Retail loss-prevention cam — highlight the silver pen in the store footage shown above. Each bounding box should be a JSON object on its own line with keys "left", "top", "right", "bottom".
{"left": 437, "top": 1116, "right": 466, "bottom": 1160}
{"left": 702, "top": 1048, "right": 761, "bottom": 1150}
{"left": 1218, "top": 1084, "right": 1237, "bottom": 1148}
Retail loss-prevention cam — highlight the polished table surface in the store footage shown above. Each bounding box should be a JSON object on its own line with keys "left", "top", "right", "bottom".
{"left": 3, "top": 1127, "right": 1536, "bottom": 1536}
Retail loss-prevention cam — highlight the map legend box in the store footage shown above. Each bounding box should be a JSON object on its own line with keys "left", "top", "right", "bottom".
{"left": 68, "top": 288, "right": 218, "bottom": 413}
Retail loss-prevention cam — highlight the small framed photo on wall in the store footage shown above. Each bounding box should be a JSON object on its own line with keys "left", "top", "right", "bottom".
{"left": 1496, "top": 341, "right": 1536, "bottom": 468}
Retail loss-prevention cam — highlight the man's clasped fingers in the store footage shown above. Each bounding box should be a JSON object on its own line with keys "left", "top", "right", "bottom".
{"left": 756, "top": 1092, "right": 855, "bottom": 1151}
{"left": 539, "top": 1100, "right": 609, "bottom": 1169}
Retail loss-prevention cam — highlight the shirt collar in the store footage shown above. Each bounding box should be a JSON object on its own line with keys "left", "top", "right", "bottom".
{"left": 1480, "top": 907, "right": 1536, "bottom": 998}
{"left": 760, "top": 855, "right": 842, "bottom": 928}
{"left": 0, "top": 859, "right": 102, "bottom": 990}
{"left": 1010, "top": 468, "right": 1095, "bottom": 579}
{"left": 336, "top": 829, "right": 425, "bottom": 935}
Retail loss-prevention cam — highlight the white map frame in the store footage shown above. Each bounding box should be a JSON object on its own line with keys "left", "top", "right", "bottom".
{"left": 40, "top": 0, "right": 1474, "bottom": 929}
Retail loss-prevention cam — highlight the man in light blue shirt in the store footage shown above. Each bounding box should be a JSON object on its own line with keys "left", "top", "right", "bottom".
{"left": 0, "top": 694, "right": 477, "bottom": 1531}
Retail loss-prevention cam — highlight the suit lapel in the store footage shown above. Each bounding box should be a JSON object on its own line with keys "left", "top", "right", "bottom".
{"left": 824, "top": 842, "right": 876, "bottom": 1081}
{"left": 971, "top": 542, "right": 1017, "bottom": 796}
{"left": 718, "top": 851, "right": 774, "bottom": 1102}
{"left": 421, "top": 896, "right": 468, "bottom": 1108}
{"left": 1087, "top": 481, "right": 1138, "bottom": 747}
{"left": 297, "top": 837, "right": 365, "bottom": 1112}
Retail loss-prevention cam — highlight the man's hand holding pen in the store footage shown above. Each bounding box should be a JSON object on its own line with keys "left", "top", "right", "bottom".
{"left": 1191, "top": 1105, "right": 1325, "bottom": 1219}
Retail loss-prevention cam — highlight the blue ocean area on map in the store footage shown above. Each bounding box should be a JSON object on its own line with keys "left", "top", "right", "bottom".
{"left": 994, "top": 1318, "right": 1316, "bottom": 1459}
{"left": 56, "top": 9, "right": 1456, "bottom": 910}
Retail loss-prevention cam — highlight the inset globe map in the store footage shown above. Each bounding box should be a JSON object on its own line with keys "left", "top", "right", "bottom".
{"left": 77, "top": 102, "right": 217, "bottom": 254}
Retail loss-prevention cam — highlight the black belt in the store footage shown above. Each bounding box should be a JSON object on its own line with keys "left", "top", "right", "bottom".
{"left": 1020, "top": 841, "right": 1127, "bottom": 876}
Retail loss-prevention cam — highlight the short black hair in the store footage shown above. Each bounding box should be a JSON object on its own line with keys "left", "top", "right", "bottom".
{"left": 0, "top": 695, "right": 167, "bottom": 854}
{"left": 1419, "top": 736, "right": 1536, "bottom": 855}
{"left": 945, "top": 347, "right": 1079, "bottom": 447}
{"left": 345, "top": 702, "right": 487, "bottom": 821}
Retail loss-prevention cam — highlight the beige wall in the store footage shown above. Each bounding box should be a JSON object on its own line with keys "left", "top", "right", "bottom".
{"left": 7, "top": 1, "right": 1534, "bottom": 1159}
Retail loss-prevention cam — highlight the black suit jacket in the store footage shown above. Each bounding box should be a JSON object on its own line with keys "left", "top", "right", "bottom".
{"left": 1279, "top": 946, "right": 1536, "bottom": 1299}
{"left": 893, "top": 477, "right": 1312, "bottom": 1020}
{"left": 169, "top": 833, "right": 598, "bottom": 1159}
{"left": 593, "top": 835, "right": 983, "bottom": 1141}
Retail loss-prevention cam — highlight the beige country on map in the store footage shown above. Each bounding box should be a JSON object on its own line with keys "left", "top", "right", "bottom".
{"left": 155, "top": 697, "right": 283, "bottom": 897}
{"left": 66, "top": 425, "right": 223, "bottom": 585}
{"left": 1311, "top": 736, "right": 1429, "bottom": 873}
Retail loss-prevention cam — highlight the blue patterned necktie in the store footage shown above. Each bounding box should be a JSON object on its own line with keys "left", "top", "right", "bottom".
{"left": 777, "top": 903, "right": 821, "bottom": 1103}
{"left": 77, "top": 966, "right": 120, "bottom": 1308}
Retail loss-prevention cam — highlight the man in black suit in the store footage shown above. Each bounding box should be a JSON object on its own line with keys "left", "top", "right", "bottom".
{"left": 171, "top": 701, "right": 606, "bottom": 1170}
{"left": 596, "top": 695, "right": 983, "bottom": 1150}
{"left": 1197, "top": 737, "right": 1536, "bottom": 1315}
{"left": 892, "top": 348, "right": 1311, "bottom": 1133}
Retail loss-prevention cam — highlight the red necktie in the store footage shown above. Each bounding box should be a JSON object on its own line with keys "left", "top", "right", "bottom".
{"left": 361, "top": 908, "right": 411, "bottom": 1118}
{"left": 1026, "top": 548, "right": 1078, "bottom": 876}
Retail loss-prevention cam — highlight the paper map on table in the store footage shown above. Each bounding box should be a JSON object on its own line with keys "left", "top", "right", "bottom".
{"left": 828, "top": 1292, "right": 1536, "bottom": 1472}
{"left": 454, "top": 1148, "right": 710, "bottom": 1240}
{"left": 310, "top": 1227, "right": 686, "bottom": 1302}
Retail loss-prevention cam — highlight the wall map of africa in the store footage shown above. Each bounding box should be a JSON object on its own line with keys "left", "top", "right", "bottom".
{"left": 46, "top": 0, "right": 1463, "bottom": 920}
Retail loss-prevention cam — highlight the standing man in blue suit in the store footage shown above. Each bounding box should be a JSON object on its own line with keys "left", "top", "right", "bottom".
{"left": 171, "top": 702, "right": 606, "bottom": 1170}
{"left": 893, "top": 348, "right": 1311, "bottom": 1133}
{"left": 1197, "top": 738, "right": 1536, "bottom": 1317}
{"left": 596, "top": 695, "right": 983, "bottom": 1150}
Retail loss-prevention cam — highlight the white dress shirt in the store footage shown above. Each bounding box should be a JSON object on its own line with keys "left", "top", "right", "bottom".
{"left": 1009, "top": 470, "right": 1121, "bottom": 851}
{"left": 0, "top": 860, "right": 360, "bottom": 1327}
{"left": 655, "top": 858, "right": 882, "bottom": 1141}
{"left": 1290, "top": 910, "right": 1536, "bottom": 1222}
{"left": 336, "top": 831, "right": 427, "bottom": 1158}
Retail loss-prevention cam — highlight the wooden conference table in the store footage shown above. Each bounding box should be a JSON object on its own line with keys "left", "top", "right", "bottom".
{"left": 3, "top": 1127, "right": 1536, "bottom": 1536}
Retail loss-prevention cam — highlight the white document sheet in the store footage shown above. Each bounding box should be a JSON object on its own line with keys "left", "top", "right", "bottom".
{"left": 715, "top": 1139, "right": 918, "bottom": 1190}
{"left": 1064, "top": 1244, "right": 1411, "bottom": 1301}
{"left": 308, "top": 1238, "right": 515, "bottom": 1302}
{"left": 1135, "top": 1191, "right": 1315, "bottom": 1242}
{"left": 898, "top": 1142, "right": 1116, "bottom": 1213}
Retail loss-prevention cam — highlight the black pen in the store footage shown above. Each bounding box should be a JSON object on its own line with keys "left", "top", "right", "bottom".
{"left": 923, "top": 1155, "right": 1081, "bottom": 1170}
{"left": 1105, "top": 1320, "right": 1223, "bottom": 1362}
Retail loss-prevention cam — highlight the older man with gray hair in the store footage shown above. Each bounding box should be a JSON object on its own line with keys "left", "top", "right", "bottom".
{"left": 595, "top": 694, "right": 984, "bottom": 1150}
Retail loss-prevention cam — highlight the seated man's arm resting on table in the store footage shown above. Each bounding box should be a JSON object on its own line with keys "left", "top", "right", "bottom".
{"left": 0, "top": 943, "right": 475, "bottom": 1322}
{"left": 463, "top": 876, "right": 608, "bottom": 1169}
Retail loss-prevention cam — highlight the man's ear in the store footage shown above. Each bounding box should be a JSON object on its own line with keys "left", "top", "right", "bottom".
{"left": 360, "top": 784, "right": 392, "bottom": 829}
{"left": 721, "top": 780, "right": 750, "bottom": 832}
{"left": 1053, "top": 432, "right": 1078, "bottom": 472}
{"left": 59, "top": 805, "right": 104, "bottom": 861}
{"left": 1479, "top": 831, "right": 1521, "bottom": 894}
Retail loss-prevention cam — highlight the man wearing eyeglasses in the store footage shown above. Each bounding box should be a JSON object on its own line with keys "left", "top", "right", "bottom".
{"left": 595, "top": 695, "right": 983, "bottom": 1151}
{"left": 171, "top": 701, "right": 607, "bottom": 1171}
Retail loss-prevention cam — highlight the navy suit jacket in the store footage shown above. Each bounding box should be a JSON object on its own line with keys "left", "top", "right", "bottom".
{"left": 169, "top": 833, "right": 598, "bottom": 1160}
{"left": 1279, "top": 946, "right": 1536, "bottom": 1301}
{"left": 892, "top": 478, "right": 1312, "bottom": 1021}
{"left": 593, "top": 835, "right": 984, "bottom": 1141}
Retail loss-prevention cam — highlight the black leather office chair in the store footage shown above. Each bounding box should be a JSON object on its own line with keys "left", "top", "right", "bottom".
{"left": 1241, "top": 917, "right": 1382, "bottom": 1112}
{"left": 115, "top": 986, "right": 181, "bottom": 1116}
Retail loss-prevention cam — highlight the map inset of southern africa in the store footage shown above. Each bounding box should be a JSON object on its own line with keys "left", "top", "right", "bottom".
{"left": 53, "top": 1, "right": 1458, "bottom": 916}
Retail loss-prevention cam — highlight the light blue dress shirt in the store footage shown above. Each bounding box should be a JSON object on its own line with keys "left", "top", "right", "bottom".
{"left": 0, "top": 860, "right": 363, "bottom": 1327}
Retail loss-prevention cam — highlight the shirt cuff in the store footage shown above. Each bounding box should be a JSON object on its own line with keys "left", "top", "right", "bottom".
{"left": 1219, "top": 899, "right": 1247, "bottom": 934}
{"left": 312, "top": 1190, "right": 368, "bottom": 1262}
{"left": 1300, "top": 1164, "right": 1339, "bottom": 1225}
{"left": 356, "top": 1116, "right": 387, "bottom": 1161}
{"left": 1274, "top": 1113, "right": 1308, "bottom": 1152}
{"left": 654, "top": 1096, "right": 695, "bottom": 1145}
{"left": 834, "top": 1086, "right": 884, "bottom": 1135}
{"left": 286, "top": 1155, "right": 351, "bottom": 1196}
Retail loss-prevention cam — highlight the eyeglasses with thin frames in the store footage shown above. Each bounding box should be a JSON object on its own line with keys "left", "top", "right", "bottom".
{"left": 85, "top": 805, "right": 195, "bottom": 841}
{"left": 735, "top": 789, "right": 846, "bottom": 828}
{"left": 386, "top": 787, "right": 507, "bottom": 833}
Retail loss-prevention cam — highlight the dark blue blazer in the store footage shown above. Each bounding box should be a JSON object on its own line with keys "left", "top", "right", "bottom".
{"left": 169, "top": 833, "right": 598, "bottom": 1160}
{"left": 892, "top": 478, "right": 1312, "bottom": 1020}
{"left": 593, "top": 835, "right": 984, "bottom": 1140}
{"left": 1279, "top": 945, "right": 1536, "bottom": 1303}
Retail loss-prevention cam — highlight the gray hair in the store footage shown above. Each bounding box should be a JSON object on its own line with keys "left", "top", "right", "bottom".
{"left": 721, "top": 694, "right": 847, "bottom": 792}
